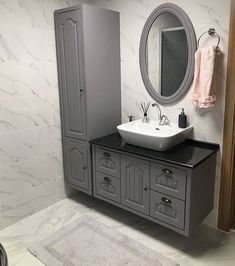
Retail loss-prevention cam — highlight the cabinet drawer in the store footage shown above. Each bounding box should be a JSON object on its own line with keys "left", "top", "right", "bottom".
{"left": 95, "top": 148, "right": 120, "bottom": 178}
{"left": 150, "top": 190, "right": 185, "bottom": 229}
{"left": 95, "top": 172, "right": 120, "bottom": 203}
{"left": 150, "top": 163, "right": 186, "bottom": 200}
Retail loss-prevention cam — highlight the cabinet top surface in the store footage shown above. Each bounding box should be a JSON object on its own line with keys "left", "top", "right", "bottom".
{"left": 90, "top": 133, "right": 219, "bottom": 168}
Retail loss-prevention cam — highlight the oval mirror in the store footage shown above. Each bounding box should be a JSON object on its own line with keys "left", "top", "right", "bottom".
{"left": 139, "top": 4, "right": 197, "bottom": 104}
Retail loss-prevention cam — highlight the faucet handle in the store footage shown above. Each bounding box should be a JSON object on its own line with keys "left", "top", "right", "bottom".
{"left": 159, "top": 115, "right": 170, "bottom": 125}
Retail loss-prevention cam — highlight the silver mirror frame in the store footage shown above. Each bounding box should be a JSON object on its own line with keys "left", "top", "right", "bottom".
{"left": 139, "top": 3, "right": 197, "bottom": 104}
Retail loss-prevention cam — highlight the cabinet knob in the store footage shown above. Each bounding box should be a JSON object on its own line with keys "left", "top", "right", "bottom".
{"left": 144, "top": 187, "right": 148, "bottom": 191}
{"left": 80, "top": 89, "right": 84, "bottom": 92}
{"left": 83, "top": 166, "right": 87, "bottom": 170}
{"left": 161, "top": 197, "right": 172, "bottom": 204}
{"left": 162, "top": 168, "right": 172, "bottom": 175}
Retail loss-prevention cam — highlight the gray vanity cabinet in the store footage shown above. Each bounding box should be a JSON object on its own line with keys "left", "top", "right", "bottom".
{"left": 54, "top": 4, "right": 121, "bottom": 195}
{"left": 91, "top": 136, "right": 218, "bottom": 236}
{"left": 121, "top": 156, "right": 150, "bottom": 215}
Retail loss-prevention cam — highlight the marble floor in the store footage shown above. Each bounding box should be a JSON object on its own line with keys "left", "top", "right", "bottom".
{"left": 0, "top": 193, "right": 235, "bottom": 266}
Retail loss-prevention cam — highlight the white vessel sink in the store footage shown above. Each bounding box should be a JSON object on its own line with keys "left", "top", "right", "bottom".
{"left": 117, "top": 119, "right": 193, "bottom": 151}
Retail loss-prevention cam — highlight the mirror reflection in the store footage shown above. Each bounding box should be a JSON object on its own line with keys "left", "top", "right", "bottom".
{"left": 147, "top": 12, "right": 188, "bottom": 97}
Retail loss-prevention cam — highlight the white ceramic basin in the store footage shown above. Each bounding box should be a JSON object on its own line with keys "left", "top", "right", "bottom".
{"left": 117, "top": 119, "right": 193, "bottom": 151}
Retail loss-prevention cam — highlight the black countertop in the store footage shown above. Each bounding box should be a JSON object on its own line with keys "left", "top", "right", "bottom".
{"left": 90, "top": 133, "right": 219, "bottom": 168}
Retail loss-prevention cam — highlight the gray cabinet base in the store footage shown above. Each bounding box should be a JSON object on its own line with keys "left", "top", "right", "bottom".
{"left": 92, "top": 145, "right": 217, "bottom": 237}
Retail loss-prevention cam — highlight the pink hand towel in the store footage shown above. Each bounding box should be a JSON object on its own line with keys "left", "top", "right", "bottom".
{"left": 192, "top": 46, "right": 221, "bottom": 108}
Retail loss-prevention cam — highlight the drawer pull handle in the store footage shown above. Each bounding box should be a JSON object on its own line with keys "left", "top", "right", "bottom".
{"left": 161, "top": 197, "right": 172, "bottom": 204}
{"left": 103, "top": 152, "right": 111, "bottom": 158}
{"left": 104, "top": 176, "right": 111, "bottom": 183}
{"left": 162, "top": 168, "right": 172, "bottom": 175}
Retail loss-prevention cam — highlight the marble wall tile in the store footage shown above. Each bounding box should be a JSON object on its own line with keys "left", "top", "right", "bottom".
{"left": 1, "top": 180, "right": 59, "bottom": 228}
{"left": 0, "top": 154, "right": 63, "bottom": 201}
{"left": 0, "top": 126, "right": 55, "bottom": 168}
{"left": 0, "top": 62, "right": 58, "bottom": 98}
{"left": 0, "top": 95, "right": 53, "bottom": 134}
{"left": 45, "top": 93, "right": 63, "bottom": 152}
{"left": 0, "top": 25, "right": 56, "bottom": 63}
{"left": 90, "top": 0, "right": 230, "bottom": 23}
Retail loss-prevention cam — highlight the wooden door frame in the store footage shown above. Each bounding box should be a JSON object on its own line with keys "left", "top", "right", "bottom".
{"left": 218, "top": 0, "right": 235, "bottom": 231}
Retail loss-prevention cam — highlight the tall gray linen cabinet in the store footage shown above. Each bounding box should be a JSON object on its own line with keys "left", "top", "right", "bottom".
{"left": 54, "top": 4, "right": 121, "bottom": 195}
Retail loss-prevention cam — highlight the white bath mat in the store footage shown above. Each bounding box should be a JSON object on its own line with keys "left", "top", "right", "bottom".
{"left": 28, "top": 215, "right": 179, "bottom": 266}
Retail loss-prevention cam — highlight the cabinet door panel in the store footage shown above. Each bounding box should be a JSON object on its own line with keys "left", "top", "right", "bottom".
{"left": 55, "top": 10, "right": 86, "bottom": 140}
{"left": 121, "top": 155, "right": 150, "bottom": 215}
{"left": 64, "top": 138, "right": 89, "bottom": 190}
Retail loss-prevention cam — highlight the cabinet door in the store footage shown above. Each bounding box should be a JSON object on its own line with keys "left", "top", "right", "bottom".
{"left": 55, "top": 10, "right": 86, "bottom": 140}
{"left": 121, "top": 155, "right": 150, "bottom": 215}
{"left": 64, "top": 138, "right": 89, "bottom": 191}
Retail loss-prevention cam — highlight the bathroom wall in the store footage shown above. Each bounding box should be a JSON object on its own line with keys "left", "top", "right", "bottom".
{"left": 90, "top": 0, "right": 231, "bottom": 228}
{"left": 0, "top": 0, "right": 92, "bottom": 229}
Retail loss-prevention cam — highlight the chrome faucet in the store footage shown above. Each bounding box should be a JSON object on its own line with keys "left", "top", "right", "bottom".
{"left": 152, "top": 103, "right": 162, "bottom": 120}
{"left": 159, "top": 114, "right": 169, "bottom": 125}
{"left": 152, "top": 103, "right": 169, "bottom": 125}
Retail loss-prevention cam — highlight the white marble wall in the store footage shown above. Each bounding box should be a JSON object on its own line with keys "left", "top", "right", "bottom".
{"left": 0, "top": 0, "right": 92, "bottom": 229}
{"left": 89, "top": 0, "right": 231, "bottom": 228}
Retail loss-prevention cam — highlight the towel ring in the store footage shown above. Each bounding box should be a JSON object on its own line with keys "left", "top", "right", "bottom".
{"left": 197, "top": 28, "right": 220, "bottom": 48}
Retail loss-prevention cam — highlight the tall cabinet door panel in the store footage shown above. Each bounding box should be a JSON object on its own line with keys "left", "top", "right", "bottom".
{"left": 121, "top": 155, "right": 150, "bottom": 215}
{"left": 55, "top": 10, "right": 86, "bottom": 140}
{"left": 64, "top": 139, "right": 89, "bottom": 190}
